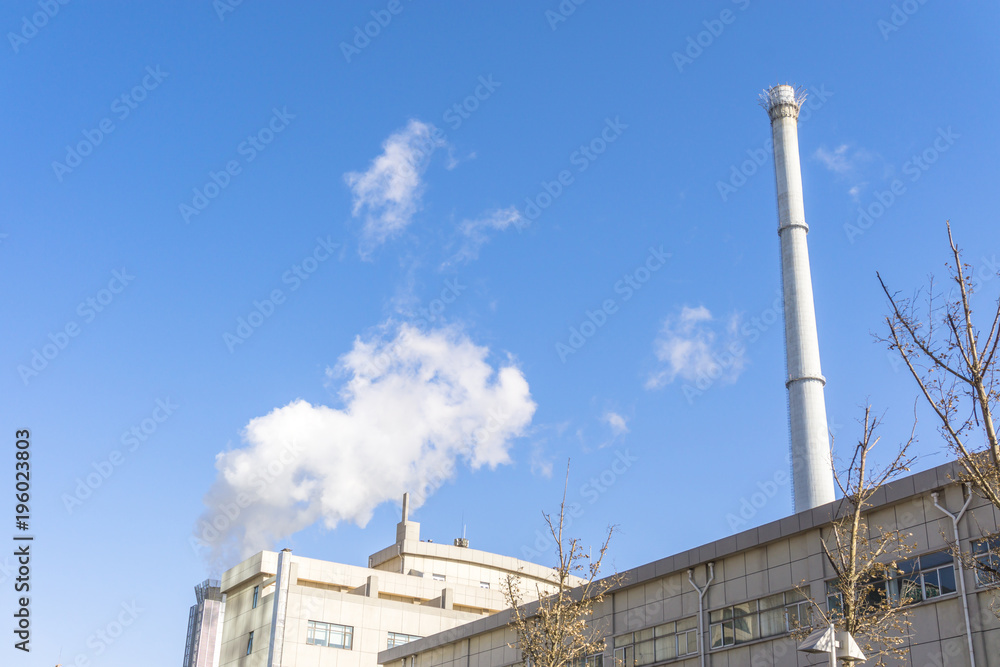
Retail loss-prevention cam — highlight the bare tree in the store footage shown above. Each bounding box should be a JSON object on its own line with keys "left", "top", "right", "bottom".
{"left": 799, "top": 406, "right": 916, "bottom": 665}
{"left": 502, "top": 464, "right": 621, "bottom": 667}
{"left": 879, "top": 221, "right": 1000, "bottom": 596}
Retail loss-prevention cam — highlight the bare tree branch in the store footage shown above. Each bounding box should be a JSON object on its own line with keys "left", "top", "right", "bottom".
{"left": 503, "top": 461, "right": 623, "bottom": 667}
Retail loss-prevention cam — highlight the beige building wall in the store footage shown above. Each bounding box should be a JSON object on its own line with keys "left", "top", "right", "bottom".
{"left": 213, "top": 508, "right": 581, "bottom": 667}
{"left": 380, "top": 463, "right": 1000, "bottom": 667}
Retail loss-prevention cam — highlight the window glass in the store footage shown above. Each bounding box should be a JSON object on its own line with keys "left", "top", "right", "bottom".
{"left": 635, "top": 628, "right": 654, "bottom": 642}
{"left": 722, "top": 622, "right": 735, "bottom": 646}
{"left": 923, "top": 570, "right": 941, "bottom": 599}
{"left": 758, "top": 593, "right": 784, "bottom": 610}
{"left": 784, "top": 589, "right": 805, "bottom": 603}
{"left": 710, "top": 624, "right": 724, "bottom": 649}
{"left": 654, "top": 636, "right": 676, "bottom": 662}
{"left": 676, "top": 617, "right": 697, "bottom": 632}
{"left": 759, "top": 608, "right": 785, "bottom": 637}
{"left": 307, "top": 621, "right": 353, "bottom": 649}
{"left": 634, "top": 639, "right": 654, "bottom": 666}
{"left": 920, "top": 551, "right": 953, "bottom": 569}
{"left": 733, "top": 614, "right": 757, "bottom": 643}
{"left": 937, "top": 566, "right": 957, "bottom": 595}
{"left": 388, "top": 632, "right": 422, "bottom": 649}
{"left": 974, "top": 537, "right": 1000, "bottom": 587}
{"left": 653, "top": 622, "right": 674, "bottom": 637}
{"left": 679, "top": 630, "right": 697, "bottom": 656}
{"left": 614, "top": 634, "right": 632, "bottom": 649}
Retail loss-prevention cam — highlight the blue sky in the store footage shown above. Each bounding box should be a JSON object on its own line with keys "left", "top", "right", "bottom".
{"left": 3, "top": 1, "right": 1000, "bottom": 664}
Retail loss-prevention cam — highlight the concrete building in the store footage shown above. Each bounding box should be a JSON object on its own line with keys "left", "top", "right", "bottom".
{"left": 188, "top": 494, "right": 582, "bottom": 667}
{"left": 379, "top": 462, "right": 1000, "bottom": 667}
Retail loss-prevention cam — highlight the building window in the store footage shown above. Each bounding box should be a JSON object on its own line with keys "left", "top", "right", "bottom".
{"left": 710, "top": 590, "right": 809, "bottom": 649}
{"left": 480, "top": 581, "right": 490, "bottom": 589}
{"left": 246, "top": 631, "right": 254, "bottom": 655}
{"left": 388, "top": 632, "right": 422, "bottom": 649}
{"left": 614, "top": 617, "right": 697, "bottom": 665}
{"left": 569, "top": 653, "right": 604, "bottom": 667}
{"left": 827, "top": 551, "right": 957, "bottom": 610}
{"left": 252, "top": 585, "right": 259, "bottom": 609}
{"left": 973, "top": 537, "right": 1000, "bottom": 587}
{"left": 307, "top": 621, "right": 354, "bottom": 649}
{"left": 432, "top": 574, "right": 446, "bottom": 581}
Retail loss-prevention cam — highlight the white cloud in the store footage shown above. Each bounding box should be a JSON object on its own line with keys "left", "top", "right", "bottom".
{"left": 813, "top": 143, "right": 878, "bottom": 181}
{"left": 529, "top": 443, "right": 554, "bottom": 478}
{"left": 603, "top": 411, "right": 629, "bottom": 435}
{"left": 848, "top": 183, "right": 867, "bottom": 202}
{"left": 195, "top": 323, "right": 535, "bottom": 569}
{"left": 814, "top": 144, "right": 853, "bottom": 174}
{"left": 444, "top": 206, "right": 526, "bottom": 266}
{"left": 345, "top": 120, "right": 446, "bottom": 256}
{"left": 645, "top": 306, "right": 746, "bottom": 390}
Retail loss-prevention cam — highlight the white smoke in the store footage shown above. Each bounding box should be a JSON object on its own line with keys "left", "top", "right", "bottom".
{"left": 193, "top": 324, "right": 535, "bottom": 570}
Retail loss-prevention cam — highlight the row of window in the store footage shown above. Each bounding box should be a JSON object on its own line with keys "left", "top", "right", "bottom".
{"left": 709, "top": 589, "right": 810, "bottom": 649}
{"left": 388, "top": 632, "right": 423, "bottom": 649}
{"left": 826, "top": 550, "right": 957, "bottom": 612}
{"left": 614, "top": 617, "right": 698, "bottom": 664}
{"left": 304, "top": 623, "right": 423, "bottom": 650}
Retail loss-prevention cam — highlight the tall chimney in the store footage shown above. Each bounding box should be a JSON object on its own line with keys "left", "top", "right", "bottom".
{"left": 761, "top": 84, "right": 835, "bottom": 512}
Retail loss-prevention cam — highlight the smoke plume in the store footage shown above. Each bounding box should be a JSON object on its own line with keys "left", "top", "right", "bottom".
{"left": 193, "top": 324, "right": 535, "bottom": 570}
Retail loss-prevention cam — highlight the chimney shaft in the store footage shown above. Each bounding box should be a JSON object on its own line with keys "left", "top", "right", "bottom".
{"left": 762, "top": 85, "right": 835, "bottom": 512}
{"left": 402, "top": 492, "right": 409, "bottom": 522}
